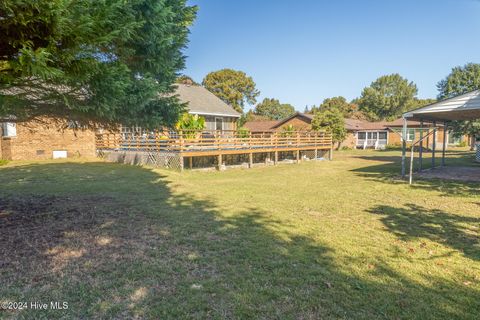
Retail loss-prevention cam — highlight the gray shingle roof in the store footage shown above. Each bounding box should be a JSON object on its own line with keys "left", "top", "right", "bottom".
{"left": 174, "top": 84, "right": 241, "bottom": 118}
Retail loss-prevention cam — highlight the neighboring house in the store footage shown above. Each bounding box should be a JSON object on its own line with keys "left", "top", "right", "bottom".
{"left": 244, "top": 112, "right": 455, "bottom": 150}
{"left": 244, "top": 112, "right": 313, "bottom": 133}
{"left": 175, "top": 83, "right": 241, "bottom": 131}
{"left": 243, "top": 120, "right": 279, "bottom": 133}
{"left": 0, "top": 119, "right": 96, "bottom": 161}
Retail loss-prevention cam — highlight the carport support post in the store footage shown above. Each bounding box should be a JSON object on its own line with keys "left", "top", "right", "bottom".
{"left": 274, "top": 151, "right": 278, "bottom": 165}
{"left": 442, "top": 121, "right": 447, "bottom": 166}
{"left": 296, "top": 150, "right": 300, "bottom": 164}
{"left": 401, "top": 118, "right": 407, "bottom": 178}
{"left": 249, "top": 152, "right": 253, "bottom": 168}
{"left": 314, "top": 148, "right": 318, "bottom": 160}
{"left": 419, "top": 120, "right": 424, "bottom": 171}
{"left": 189, "top": 156, "right": 193, "bottom": 169}
{"left": 179, "top": 155, "right": 184, "bottom": 172}
{"left": 329, "top": 146, "right": 333, "bottom": 160}
{"left": 432, "top": 121, "right": 437, "bottom": 168}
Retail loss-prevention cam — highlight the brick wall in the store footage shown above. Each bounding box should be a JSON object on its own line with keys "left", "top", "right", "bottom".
{"left": 274, "top": 117, "right": 312, "bottom": 131}
{"left": 1, "top": 119, "right": 96, "bottom": 161}
{"left": 388, "top": 127, "right": 446, "bottom": 150}
{"left": 339, "top": 132, "right": 356, "bottom": 149}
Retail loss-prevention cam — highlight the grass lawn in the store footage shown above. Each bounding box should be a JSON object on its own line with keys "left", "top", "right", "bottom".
{"left": 1, "top": 149, "right": 479, "bottom": 319}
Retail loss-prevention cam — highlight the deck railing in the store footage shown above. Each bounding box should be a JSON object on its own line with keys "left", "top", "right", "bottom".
{"left": 96, "top": 130, "right": 332, "bottom": 153}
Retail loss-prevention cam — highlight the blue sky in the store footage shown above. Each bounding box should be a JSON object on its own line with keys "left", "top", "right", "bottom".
{"left": 184, "top": 0, "right": 480, "bottom": 111}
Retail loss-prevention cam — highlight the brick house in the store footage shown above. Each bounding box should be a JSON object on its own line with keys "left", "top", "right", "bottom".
{"left": 244, "top": 112, "right": 313, "bottom": 133}
{"left": 244, "top": 112, "right": 456, "bottom": 150}
{"left": 1, "top": 84, "right": 240, "bottom": 161}
{"left": 0, "top": 118, "right": 96, "bottom": 161}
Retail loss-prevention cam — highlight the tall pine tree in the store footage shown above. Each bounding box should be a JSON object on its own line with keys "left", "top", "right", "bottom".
{"left": 0, "top": 0, "right": 197, "bottom": 128}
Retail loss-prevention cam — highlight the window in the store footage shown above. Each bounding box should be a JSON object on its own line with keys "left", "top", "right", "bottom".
{"left": 357, "top": 132, "right": 366, "bottom": 140}
{"left": 367, "top": 132, "right": 377, "bottom": 140}
{"left": 379, "top": 132, "right": 387, "bottom": 140}
{"left": 406, "top": 129, "right": 415, "bottom": 141}
{"left": 1, "top": 122, "right": 16, "bottom": 137}
{"left": 215, "top": 117, "right": 223, "bottom": 131}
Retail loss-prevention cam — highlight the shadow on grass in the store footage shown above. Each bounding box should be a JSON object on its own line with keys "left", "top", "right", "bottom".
{"left": 368, "top": 203, "right": 480, "bottom": 261}
{"left": 350, "top": 151, "right": 480, "bottom": 197}
{"left": 0, "top": 162, "right": 478, "bottom": 319}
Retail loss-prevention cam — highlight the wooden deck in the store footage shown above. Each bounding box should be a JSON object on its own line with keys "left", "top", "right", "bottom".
{"left": 96, "top": 130, "right": 333, "bottom": 170}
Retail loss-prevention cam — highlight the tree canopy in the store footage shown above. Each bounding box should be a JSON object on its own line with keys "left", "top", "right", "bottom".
{"left": 176, "top": 75, "right": 198, "bottom": 85}
{"left": 253, "top": 98, "right": 295, "bottom": 120}
{"left": 0, "top": 0, "right": 197, "bottom": 128}
{"left": 437, "top": 63, "right": 480, "bottom": 99}
{"left": 202, "top": 69, "right": 259, "bottom": 113}
{"left": 437, "top": 63, "right": 480, "bottom": 146}
{"left": 311, "top": 108, "right": 346, "bottom": 143}
{"left": 358, "top": 74, "right": 418, "bottom": 121}
{"left": 311, "top": 96, "right": 357, "bottom": 118}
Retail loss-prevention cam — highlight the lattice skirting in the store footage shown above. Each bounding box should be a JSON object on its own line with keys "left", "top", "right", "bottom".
{"left": 98, "top": 149, "right": 330, "bottom": 171}
{"left": 99, "top": 150, "right": 183, "bottom": 170}
{"left": 476, "top": 144, "right": 480, "bottom": 162}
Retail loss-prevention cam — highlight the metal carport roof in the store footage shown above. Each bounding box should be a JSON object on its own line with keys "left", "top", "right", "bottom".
{"left": 403, "top": 90, "right": 480, "bottom": 121}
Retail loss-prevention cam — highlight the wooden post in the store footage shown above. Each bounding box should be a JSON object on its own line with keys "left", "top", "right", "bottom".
{"left": 274, "top": 151, "right": 278, "bottom": 165}
{"left": 432, "top": 121, "right": 437, "bottom": 169}
{"left": 189, "top": 156, "right": 193, "bottom": 169}
{"left": 179, "top": 155, "right": 184, "bottom": 172}
{"left": 329, "top": 146, "right": 333, "bottom": 160}
{"left": 249, "top": 153, "right": 253, "bottom": 168}
{"left": 314, "top": 148, "right": 318, "bottom": 160}
{"left": 217, "top": 154, "right": 222, "bottom": 170}
{"left": 296, "top": 150, "right": 300, "bottom": 164}
{"left": 442, "top": 121, "right": 447, "bottom": 166}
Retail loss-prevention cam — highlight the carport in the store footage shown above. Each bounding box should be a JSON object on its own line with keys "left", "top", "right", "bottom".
{"left": 401, "top": 90, "right": 480, "bottom": 181}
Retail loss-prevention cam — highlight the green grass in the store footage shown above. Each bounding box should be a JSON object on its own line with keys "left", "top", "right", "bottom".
{"left": 0, "top": 149, "right": 479, "bottom": 319}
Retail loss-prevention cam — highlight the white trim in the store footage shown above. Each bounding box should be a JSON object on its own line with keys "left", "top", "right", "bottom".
{"left": 189, "top": 111, "right": 241, "bottom": 118}
{"left": 1, "top": 122, "right": 17, "bottom": 137}
{"left": 355, "top": 130, "right": 389, "bottom": 149}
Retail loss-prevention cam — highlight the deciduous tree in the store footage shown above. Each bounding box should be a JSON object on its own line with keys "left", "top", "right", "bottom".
{"left": 202, "top": 69, "right": 259, "bottom": 113}
{"left": 253, "top": 98, "right": 295, "bottom": 120}
{"left": 437, "top": 63, "right": 480, "bottom": 148}
{"left": 311, "top": 108, "right": 346, "bottom": 143}
{"left": 316, "top": 96, "right": 356, "bottom": 117}
{"left": 358, "top": 74, "right": 418, "bottom": 121}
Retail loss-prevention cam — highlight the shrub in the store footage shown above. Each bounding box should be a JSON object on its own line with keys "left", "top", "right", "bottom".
{"left": 175, "top": 113, "right": 206, "bottom": 138}
{"left": 281, "top": 124, "right": 295, "bottom": 137}
{"left": 237, "top": 127, "right": 250, "bottom": 138}
{"left": 458, "top": 141, "right": 468, "bottom": 147}
{"left": 385, "top": 143, "right": 402, "bottom": 150}
{"left": 0, "top": 160, "right": 8, "bottom": 166}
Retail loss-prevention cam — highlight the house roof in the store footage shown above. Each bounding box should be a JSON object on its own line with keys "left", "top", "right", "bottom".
{"left": 404, "top": 90, "right": 480, "bottom": 121}
{"left": 174, "top": 84, "right": 241, "bottom": 118}
{"left": 243, "top": 120, "right": 279, "bottom": 132}
{"left": 270, "top": 112, "right": 313, "bottom": 129}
